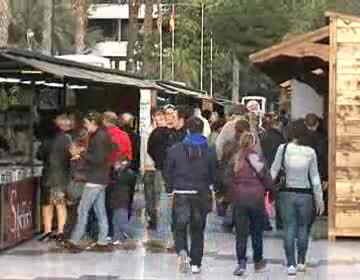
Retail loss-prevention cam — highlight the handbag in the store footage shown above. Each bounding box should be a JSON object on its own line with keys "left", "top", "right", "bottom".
{"left": 273, "top": 144, "right": 288, "bottom": 192}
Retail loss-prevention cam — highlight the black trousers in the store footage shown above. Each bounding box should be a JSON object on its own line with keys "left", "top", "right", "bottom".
{"left": 233, "top": 201, "right": 265, "bottom": 264}
{"left": 173, "top": 194, "right": 208, "bottom": 267}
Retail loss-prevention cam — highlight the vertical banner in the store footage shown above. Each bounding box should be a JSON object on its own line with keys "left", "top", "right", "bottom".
{"left": 139, "top": 89, "right": 152, "bottom": 136}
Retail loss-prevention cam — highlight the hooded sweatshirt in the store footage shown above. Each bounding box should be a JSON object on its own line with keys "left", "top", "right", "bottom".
{"left": 163, "top": 133, "right": 217, "bottom": 194}
{"left": 106, "top": 126, "right": 133, "bottom": 163}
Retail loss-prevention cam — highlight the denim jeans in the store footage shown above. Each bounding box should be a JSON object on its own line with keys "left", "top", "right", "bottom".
{"left": 155, "top": 192, "right": 173, "bottom": 241}
{"left": 173, "top": 194, "right": 207, "bottom": 266}
{"left": 70, "top": 184, "right": 109, "bottom": 245}
{"left": 233, "top": 201, "right": 264, "bottom": 264}
{"left": 143, "top": 170, "right": 160, "bottom": 224}
{"left": 112, "top": 208, "right": 131, "bottom": 241}
{"left": 279, "top": 192, "right": 314, "bottom": 266}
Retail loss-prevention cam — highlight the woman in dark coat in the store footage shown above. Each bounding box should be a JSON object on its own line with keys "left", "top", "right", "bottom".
{"left": 38, "top": 114, "right": 72, "bottom": 242}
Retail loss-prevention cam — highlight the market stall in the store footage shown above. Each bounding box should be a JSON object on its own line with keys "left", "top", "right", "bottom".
{"left": 0, "top": 48, "right": 156, "bottom": 250}
{"left": 249, "top": 11, "right": 360, "bottom": 240}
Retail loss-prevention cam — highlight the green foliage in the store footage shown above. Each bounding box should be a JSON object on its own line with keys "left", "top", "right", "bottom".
{"left": 9, "top": 0, "right": 103, "bottom": 53}
{"left": 209, "top": 0, "right": 290, "bottom": 59}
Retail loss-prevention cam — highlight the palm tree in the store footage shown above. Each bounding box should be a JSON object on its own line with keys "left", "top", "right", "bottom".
{"left": 42, "top": 0, "right": 53, "bottom": 54}
{"left": 143, "top": 0, "right": 154, "bottom": 76}
{"left": 0, "top": 0, "right": 10, "bottom": 47}
{"left": 127, "top": 0, "right": 140, "bottom": 72}
{"left": 163, "top": 48, "right": 199, "bottom": 88}
{"left": 71, "top": 0, "right": 88, "bottom": 54}
{"left": 9, "top": 0, "right": 101, "bottom": 54}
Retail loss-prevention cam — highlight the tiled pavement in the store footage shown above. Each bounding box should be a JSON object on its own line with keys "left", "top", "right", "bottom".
{"left": 0, "top": 216, "right": 360, "bottom": 279}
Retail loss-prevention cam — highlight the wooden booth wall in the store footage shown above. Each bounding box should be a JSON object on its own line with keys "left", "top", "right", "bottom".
{"left": 329, "top": 15, "right": 360, "bottom": 239}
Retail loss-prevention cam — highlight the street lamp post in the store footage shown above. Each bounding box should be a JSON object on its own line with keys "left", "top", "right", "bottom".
{"left": 200, "top": 2, "right": 204, "bottom": 92}
{"left": 210, "top": 32, "right": 213, "bottom": 98}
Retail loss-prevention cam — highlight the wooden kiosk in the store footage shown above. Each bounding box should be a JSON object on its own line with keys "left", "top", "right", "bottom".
{"left": 250, "top": 11, "right": 360, "bottom": 240}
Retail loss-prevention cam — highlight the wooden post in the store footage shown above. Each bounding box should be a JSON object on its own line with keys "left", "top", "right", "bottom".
{"left": 328, "top": 16, "right": 337, "bottom": 241}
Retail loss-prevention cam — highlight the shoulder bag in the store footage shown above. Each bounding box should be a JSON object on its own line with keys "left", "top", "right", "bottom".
{"left": 273, "top": 144, "right": 288, "bottom": 192}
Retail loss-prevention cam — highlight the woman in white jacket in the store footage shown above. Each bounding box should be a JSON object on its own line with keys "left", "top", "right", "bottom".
{"left": 271, "top": 119, "right": 325, "bottom": 276}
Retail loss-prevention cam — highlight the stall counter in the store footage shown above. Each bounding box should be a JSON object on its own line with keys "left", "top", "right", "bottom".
{"left": 0, "top": 165, "right": 42, "bottom": 250}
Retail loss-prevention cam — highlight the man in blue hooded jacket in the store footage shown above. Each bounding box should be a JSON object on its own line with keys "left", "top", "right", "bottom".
{"left": 163, "top": 117, "right": 217, "bottom": 274}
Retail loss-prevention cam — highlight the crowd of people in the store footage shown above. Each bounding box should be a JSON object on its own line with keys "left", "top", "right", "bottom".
{"left": 36, "top": 103, "right": 327, "bottom": 277}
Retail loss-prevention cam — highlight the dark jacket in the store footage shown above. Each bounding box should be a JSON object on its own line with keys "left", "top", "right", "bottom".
{"left": 36, "top": 137, "right": 53, "bottom": 187}
{"left": 260, "top": 128, "right": 285, "bottom": 167}
{"left": 147, "top": 127, "right": 187, "bottom": 171}
{"left": 306, "top": 130, "right": 328, "bottom": 181}
{"left": 225, "top": 149, "right": 273, "bottom": 207}
{"left": 109, "top": 169, "right": 137, "bottom": 209}
{"left": 121, "top": 125, "right": 140, "bottom": 171}
{"left": 163, "top": 133, "right": 217, "bottom": 194}
{"left": 45, "top": 131, "right": 71, "bottom": 191}
{"left": 82, "top": 127, "right": 112, "bottom": 185}
{"left": 147, "top": 127, "right": 169, "bottom": 170}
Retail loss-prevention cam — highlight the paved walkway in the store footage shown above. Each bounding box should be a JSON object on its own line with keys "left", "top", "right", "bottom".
{"left": 0, "top": 220, "right": 360, "bottom": 280}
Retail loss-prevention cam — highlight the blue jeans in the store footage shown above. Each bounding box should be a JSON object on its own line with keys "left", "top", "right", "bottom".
{"left": 112, "top": 208, "right": 131, "bottom": 241}
{"left": 279, "top": 192, "right": 314, "bottom": 266}
{"left": 233, "top": 201, "right": 264, "bottom": 264}
{"left": 155, "top": 192, "right": 173, "bottom": 241}
{"left": 70, "top": 184, "right": 109, "bottom": 245}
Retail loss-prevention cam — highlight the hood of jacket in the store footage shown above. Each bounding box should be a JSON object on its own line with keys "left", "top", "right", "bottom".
{"left": 183, "top": 133, "right": 208, "bottom": 160}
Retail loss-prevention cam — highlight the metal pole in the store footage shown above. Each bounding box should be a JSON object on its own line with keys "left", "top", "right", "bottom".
{"left": 210, "top": 32, "right": 213, "bottom": 98}
{"left": 160, "top": 24, "right": 163, "bottom": 80}
{"left": 171, "top": 4, "right": 175, "bottom": 81}
{"left": 51, "top": 0, "right": 55, "bottom": 55}
{"left": 200, "top": 2, "right": 204, "bottom": 91}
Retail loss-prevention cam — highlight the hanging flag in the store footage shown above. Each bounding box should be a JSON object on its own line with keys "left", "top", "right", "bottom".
{"left": 169, "top": 5, "right": 176, "bottom": 32}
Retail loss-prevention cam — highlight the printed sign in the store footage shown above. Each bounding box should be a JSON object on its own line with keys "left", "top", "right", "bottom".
{"left": 241, "top": 96, "right": 266, "bottom": 115}
{"left": 1, "top": 178, "right": 37, "bottom": 249}
{"left": 139, "top": 89, "right": 152, "bottom": 136}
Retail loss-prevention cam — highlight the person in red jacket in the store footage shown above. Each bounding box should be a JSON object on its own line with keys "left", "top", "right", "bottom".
{"left": 103, "top": 111, "right": 135, "bottom": 244}
{"left": 104, "top": 111, "right": 133, "bottom": 163}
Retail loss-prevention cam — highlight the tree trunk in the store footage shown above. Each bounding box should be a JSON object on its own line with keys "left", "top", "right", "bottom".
{"left": 127, "top": 0, "right": 140, "bottom": 72}
{"left": 0, "top": 0, "right": 10, "bottom": 47}
{"left": 232, "top": 53, "right": 240, "bottom": 103}
{"left": 72, "top": 0, "right": 87, "bottom": 54}
{"left": 42, "top": 0, "right": 53, "bottom": 54}
{"left": 143, "top": 0, "right": 154, "bottom": 76}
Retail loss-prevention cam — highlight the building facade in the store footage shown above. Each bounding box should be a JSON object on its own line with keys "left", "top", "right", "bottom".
{"left": 88, "top": 0, "right": 159, "bottom": 71}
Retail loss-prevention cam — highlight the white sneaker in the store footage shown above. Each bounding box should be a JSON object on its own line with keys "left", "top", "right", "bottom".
{"left": 178, "top": 250, "right": 190, "bottom": 273}
{"left": 287, "top": 265, "right": 297, "bottom": 276}
{"left": 191, "top": 265, "right": 201, "bottom": 274}
{"left": 297, "top": 264, "right": 306, "bottom": 272}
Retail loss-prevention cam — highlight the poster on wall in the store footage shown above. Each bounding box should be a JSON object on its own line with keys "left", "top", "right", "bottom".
{"left": 241, "top": 96, "right": 266, "bottom": 115}
{"left": 139, "top": 89, "right": 152, "bottom": 136}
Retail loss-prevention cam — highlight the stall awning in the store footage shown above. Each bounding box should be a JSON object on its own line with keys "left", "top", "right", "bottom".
{"left": 249, "top": 26, "right": 330, "bottom": 86}
{"left": 0, "top": 48, "right": 157, "bottom": 89}
{"left": 156, "top": 81, "right": 210, "bottom": 99}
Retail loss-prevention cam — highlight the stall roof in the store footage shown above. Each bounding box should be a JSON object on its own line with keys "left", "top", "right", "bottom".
{"left": 249, "top": 26, "right": 329, "bottom": 65}
{"left": 0, "top": 48, "right": 156, "bottom": 89}
{"left": 156, "top": 80, "right": 210, "bottom": 100}
{"left": 249, "top": 25, "right": 330, "bottom": 85}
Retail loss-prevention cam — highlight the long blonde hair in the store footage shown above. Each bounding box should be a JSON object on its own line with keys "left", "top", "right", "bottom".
{"left": 234, "top": 132, "right": 256, "bottom": 172}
